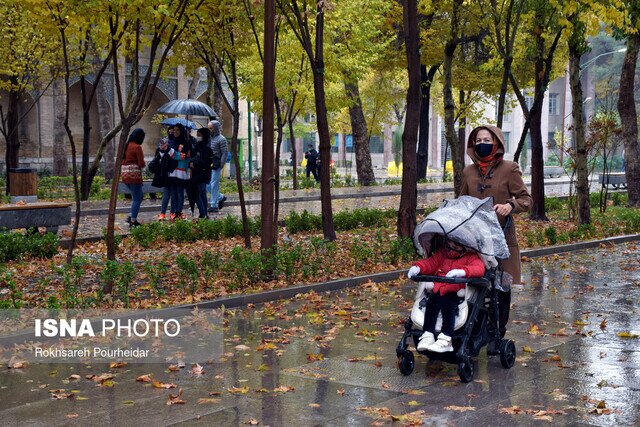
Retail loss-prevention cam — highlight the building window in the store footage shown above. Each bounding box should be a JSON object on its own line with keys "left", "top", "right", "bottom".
{"left": 331, "top": 134, "right": 339, "bottom": 153}
{"left": 283, "top": 138, "right": 292, "bottom": 153}
{"left": 495, "top": 99, "right": 511, "bottom": 123}
{"left": 525, "top": 95, "right": 534, "bottom": 112}
{"left": 548, "top": 132, "right": 557, "bottom": 149}
{"left": 345, "top": 135, "right": 354, "bottom": 153}
{"left": 369, "top": 135, "right": 384, "bottom": 153}
{"left": 503, "top": 131, "right": 510, "bottom": 152}
{"left": 440, "top": 130, "right": 448, "bottom": 167}
{"left": 548, "top": 93, "right": 559, "bottom": 115}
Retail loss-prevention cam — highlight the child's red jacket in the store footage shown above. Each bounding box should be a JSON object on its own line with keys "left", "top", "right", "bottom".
{"left": 413, "top": 248, "right": 485, "bottom": 296}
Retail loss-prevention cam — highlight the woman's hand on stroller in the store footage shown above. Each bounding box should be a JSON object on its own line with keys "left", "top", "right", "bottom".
{"left": 445, "top": 269, "right": 466, "bottom": 278}
{"left": 407, "top": 266, "right": 421, "bottom": 279}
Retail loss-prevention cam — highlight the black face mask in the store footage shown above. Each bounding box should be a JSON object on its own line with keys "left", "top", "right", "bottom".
{"left": 474, "top": 143, "right": 494, "bottom": 158}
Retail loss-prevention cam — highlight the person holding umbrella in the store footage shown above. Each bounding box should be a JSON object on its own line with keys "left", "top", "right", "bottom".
{"left": 160, "top": 123, "right": 192, "bottom": 220}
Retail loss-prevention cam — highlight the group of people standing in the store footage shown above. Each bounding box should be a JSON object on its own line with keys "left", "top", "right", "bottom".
{"left": 120, "top": 120, "right": 228, "bottom": 226}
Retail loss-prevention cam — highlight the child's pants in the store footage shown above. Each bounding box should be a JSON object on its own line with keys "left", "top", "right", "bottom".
{"left": 423, "top": 292, "right": 462, "bottom": 337}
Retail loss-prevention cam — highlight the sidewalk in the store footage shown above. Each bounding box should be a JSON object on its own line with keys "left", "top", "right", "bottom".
{"left": 60, "top": 177, "right": 587, "bottom": 242}
{"left": 1, "top": 243, "right": 637, "bottom": 425}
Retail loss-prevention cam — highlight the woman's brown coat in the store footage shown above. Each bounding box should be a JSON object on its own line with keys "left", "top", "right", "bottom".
{"left": 460, "top": 125, "right": 532, "bottom": 284}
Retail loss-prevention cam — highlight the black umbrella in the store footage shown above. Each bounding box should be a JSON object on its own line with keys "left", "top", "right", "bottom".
{"left": 157, "top": 99, "right": 218, "bottom": 118}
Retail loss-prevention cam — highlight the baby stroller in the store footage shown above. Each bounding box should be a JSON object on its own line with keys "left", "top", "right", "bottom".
{"left": 396, "top": 196, "right": 517, "bottom": 383}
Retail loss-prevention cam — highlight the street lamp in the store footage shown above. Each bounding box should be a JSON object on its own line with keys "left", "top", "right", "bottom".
{"left": 558, "top": 47, "right": 626, "bottom": 162}
{"left": 579, "top": 47, "right": 627, "bottom": 74}
{"left": 560, "top": 97, "right": 593, "bottom": 162}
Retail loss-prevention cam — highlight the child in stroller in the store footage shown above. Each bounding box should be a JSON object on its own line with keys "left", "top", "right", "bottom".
{"left": 396, "top": 196, "right": 517, "bottom": 382}
{"left": 407, "top": 239, "right": 485, "bottom": 353}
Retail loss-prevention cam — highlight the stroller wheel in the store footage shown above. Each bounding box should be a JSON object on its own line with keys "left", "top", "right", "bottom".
{"left": 398, "top": 350, "right": 415, "bottom": 376}
{"left": 457, "top": 356, "right": 474, "bottom": 383}
{"left": 499, "top": 339, "right": 516, "bottom": 369}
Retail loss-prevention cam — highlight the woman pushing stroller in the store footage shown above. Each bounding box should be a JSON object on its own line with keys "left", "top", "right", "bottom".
{"left": 407, "top": 239, "right": 485, "bottom": 353}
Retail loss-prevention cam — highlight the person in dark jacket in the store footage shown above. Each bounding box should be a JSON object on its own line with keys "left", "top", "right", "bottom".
{"left": 153, "top": 125, "right": 177, "bottom": 220}
{"left": 190, "top": 127, "right": 214, "bottom": 219}
{"left": 304, "top": 143, "right": 320, "bottom": 182}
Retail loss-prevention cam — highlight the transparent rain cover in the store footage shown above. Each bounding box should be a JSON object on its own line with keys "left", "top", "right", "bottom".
{"left": 413, "top": 196, "right": 510, "bottom": 260}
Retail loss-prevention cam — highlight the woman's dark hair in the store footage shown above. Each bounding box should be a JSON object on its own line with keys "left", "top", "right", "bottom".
{"left": 123, "top": 128, "right": 145, "bottom": 158}
{"left": 173, "top": 123, "right": 192, "bottom": 153}
{"left": 197, "top": 127, "right": 211, "bottom": 143}
{"left": 129, "top": 128, "right": 145, "bottom": 145}
{"left": 173, "top": 123, "right": 186, "bottom": 143}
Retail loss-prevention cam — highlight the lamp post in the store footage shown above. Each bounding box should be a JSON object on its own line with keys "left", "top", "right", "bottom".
{"left": 559, "top": 47, "right": 626, "bottom": 162}
{"left": 579, "top": 47, "right": 627, "bottom": 75}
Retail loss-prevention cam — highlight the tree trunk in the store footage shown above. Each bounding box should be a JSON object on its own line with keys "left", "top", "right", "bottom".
{"left": 4, "top": 91, "right": 20, "bottom": 194}
{"left": 443, "top": 42, "right": 461, "bottom": 195}
{"left": 417, "top": 64, "right": 438, "bottom": 181}
{"left": 232, "top": 110, "right": 251, "bottom": 247}
{"left": 188, "top": 68, "right": 201, "bottom": 99}
{"left": 106, "top": 124, "right": 131, "bottom": 263}
{"left": 529, "top": 97, "right": 547, "bottom": 220}
{"left": 288, "top": 118, "right": 298, "bottom": 190}
{"left": 569, "top": 47, "right": 590, "bottom": 224}
{"left": 212, "top": 66, "right": 224, "bottom": 122}
{"left": 312, "top": 8, "right": 336, "bottom": 241}
{"left": 397, "top": 0, "right": 420, "bottom": 238}
{"left": 261, "top": 0, "right": 276, "bottom": 254}
{"left": 95, "top": 76, "right": 114, "bottom": 182}
{"left": 458, "top": 90, "right": 467, "bottom": 167}
{"left": 79, "top": 78, "right": 93, "bottom": 200}
{"left": 52, "top": 79, "right": 68, "bottom": 176}
{"left": 618, "top": 34, "right": 640, "bottom": 207}
{"left": 274, "top": 113, "right": 284, "bottom": 245}
{"left": 496, "top": 57, "right": 513, "bottom": 128}
{"left": 513, "top": 117, "right": 530, "bottom": 163}
{"left": 344, "top": 77, "right": 375, "bottom": 186}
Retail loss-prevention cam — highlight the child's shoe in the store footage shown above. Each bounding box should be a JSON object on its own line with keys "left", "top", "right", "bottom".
{"left": 416, "top": 331, "right": 435, "bottom": 351}
{"left": 157, "top": 213, "right": 166, "bottom": 221}
{"left": 426, "top": 334, "right": 453, "bottom": 353}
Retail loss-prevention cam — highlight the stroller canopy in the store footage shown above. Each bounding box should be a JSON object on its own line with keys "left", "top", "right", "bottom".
{"left": 413, "top": 196, "right": 510, "bottom": 260}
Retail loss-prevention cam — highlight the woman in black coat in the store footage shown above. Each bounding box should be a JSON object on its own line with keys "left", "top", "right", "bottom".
{"left": 189, "top": 127, "right": 214, "bottom": 219}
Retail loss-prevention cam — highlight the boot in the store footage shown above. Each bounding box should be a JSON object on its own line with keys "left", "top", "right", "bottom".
{"left": 416, "top": 331, "right": 435, "bottom": 351}
{"left": 426, "top": 334, "right": 453, "bottom": 353}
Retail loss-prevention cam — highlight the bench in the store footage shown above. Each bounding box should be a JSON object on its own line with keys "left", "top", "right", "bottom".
{"left": 0, "top": 202, "right": 71, "bottom": 234}
{"left": 117, "top": 181, "right": 164, "bottom": 199}
{"left": 598, "top": 173, "right": 627, "bottom": 189}
{"left": 525, "top": 166, "right": 566, "bottom": 178}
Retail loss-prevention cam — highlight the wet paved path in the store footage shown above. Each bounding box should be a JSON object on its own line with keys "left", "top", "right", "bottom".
{"left": 1, "top": 243, "right": 638, "bottom": 425}
{"left": 61, "top": 177, "right": 594, "bottom": 241}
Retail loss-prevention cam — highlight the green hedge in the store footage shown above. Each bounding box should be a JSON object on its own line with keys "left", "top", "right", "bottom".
{"left": 0, "top": 231, "right": 59, "bottom": 262}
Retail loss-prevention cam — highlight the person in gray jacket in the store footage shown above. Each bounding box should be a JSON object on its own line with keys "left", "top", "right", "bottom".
{"left": 207, "top": 120, "right": 228, "bottom": 212}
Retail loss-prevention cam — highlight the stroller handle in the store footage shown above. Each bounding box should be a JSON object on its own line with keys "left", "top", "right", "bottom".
{"left": 410, "top": 275, "right": 491, "bottom": 288}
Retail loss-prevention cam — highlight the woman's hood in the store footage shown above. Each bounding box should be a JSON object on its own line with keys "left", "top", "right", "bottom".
{"left": 466, "top": 125, "right": 506, "bottom": 163}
